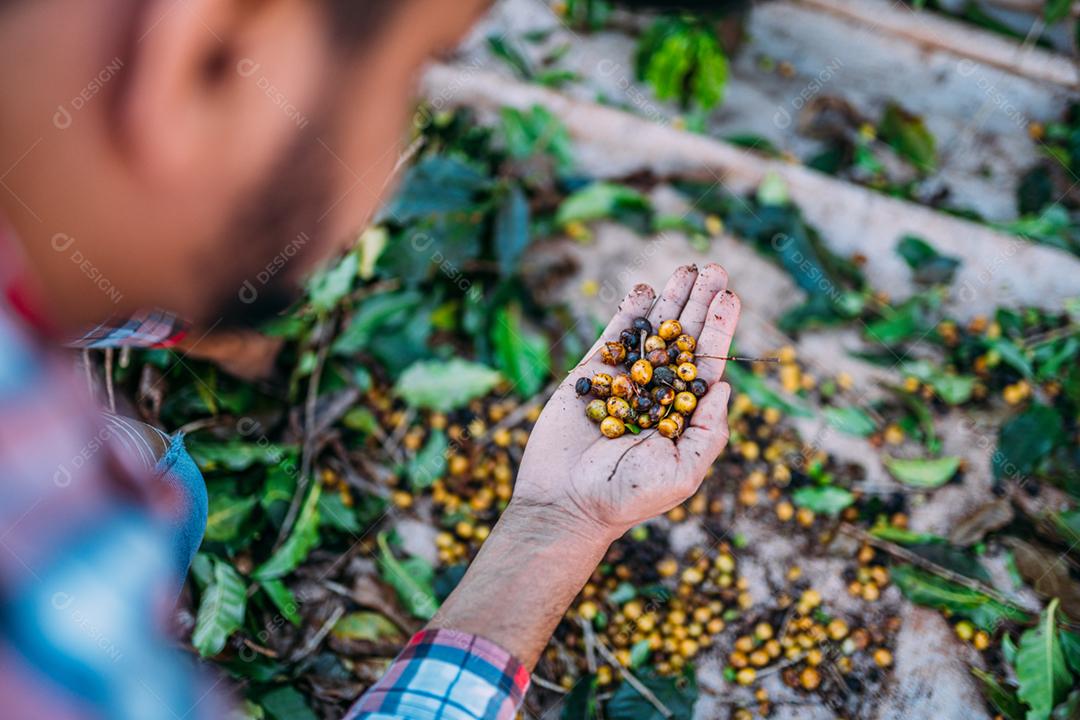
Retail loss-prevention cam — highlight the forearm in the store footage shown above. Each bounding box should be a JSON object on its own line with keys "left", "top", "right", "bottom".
{"left": 426, "top": 498, "right": 614, "bottom": 669}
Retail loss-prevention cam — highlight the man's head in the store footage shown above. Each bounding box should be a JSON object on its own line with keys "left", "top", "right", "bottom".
{"left": 0, "top": 0, "right": 489, "bottom": 331}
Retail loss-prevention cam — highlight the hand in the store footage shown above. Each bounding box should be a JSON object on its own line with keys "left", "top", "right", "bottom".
{"left": 515, "top": 263, "right": 740, "bottom": 542}
{"left": 175, "top": 330, "right": 284, "bottom": 380}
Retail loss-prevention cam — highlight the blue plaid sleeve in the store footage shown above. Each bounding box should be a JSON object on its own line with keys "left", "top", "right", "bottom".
{"left": 69, "top": 308, "right": 187, "bottom": 349}
{"left": 346, "top": 629, "right": 530, "bottom": 720}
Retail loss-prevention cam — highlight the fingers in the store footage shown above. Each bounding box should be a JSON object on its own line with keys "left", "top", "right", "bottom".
{"left": 694, "top": 290, "right": 741, "bottom": 383}
{"left": 647, "top": 265, "right": 698, "bottom": 328}
{"left": 678, "top": 263, "right": 728, "bottom": 339}
{"left": 676, "top": 381, "right": 732, "bottom": 486}
{"left": 574, "top": 283, "right": 656, "bottom": 375}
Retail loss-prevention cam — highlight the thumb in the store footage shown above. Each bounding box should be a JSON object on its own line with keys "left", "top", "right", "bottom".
{"left": 675, "top": 381, "right": 732, "bottom": 491}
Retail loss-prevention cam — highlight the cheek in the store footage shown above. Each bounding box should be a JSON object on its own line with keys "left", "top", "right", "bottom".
{"left": 321, "top": 97, "right": 414, "bottom": 245}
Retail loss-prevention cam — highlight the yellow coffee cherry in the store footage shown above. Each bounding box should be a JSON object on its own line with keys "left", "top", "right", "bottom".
{"left": 827, "top": 618, "right": 849, "bottom": 641}
{"left": 800, "top": 666, "right": 821, "bottom": 690}
{"left": 657, "top": 557, "right": 678, "bottom": 578}
{"left": 954, "top": 621, "right": 974, "bottom": 642}
{"left": 873, "top": 648, "right": 893, "bottom": 667}
{"left": 658, "top": 319, "right": 682, "bottom": 341}
{"left": 600, "top": 416, "right": 626, "bottom": 438}
{"left": 735, "top": 667, "right": 757, "bottom": 686}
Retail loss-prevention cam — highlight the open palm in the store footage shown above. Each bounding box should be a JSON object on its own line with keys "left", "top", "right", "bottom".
{"left": 516, "top": 264, "right": 741, "bottom": 538}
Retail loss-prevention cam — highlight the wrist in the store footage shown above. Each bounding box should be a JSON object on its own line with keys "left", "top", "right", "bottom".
{"left": 502, "top": 496, "right": 621, "bottom": 553}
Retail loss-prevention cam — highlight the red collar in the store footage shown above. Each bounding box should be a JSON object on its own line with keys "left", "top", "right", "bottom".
{"left": 0, "top": 219, "right": 60, "bottom": 338}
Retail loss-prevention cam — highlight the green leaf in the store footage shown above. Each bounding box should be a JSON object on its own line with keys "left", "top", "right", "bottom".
{"left": 205, "top": 493, "right": 258, "bottom": 542}
{"left": 259, "top": 687, "right": 317, "bottom": 720}
{"left": 260, "top": 578, "right": 301, "bottom": 627}
{"left": 492, "top": 304, "right": 551, "bottom": 398}
{"left": 725, "top": 362, "right": 813, "bottom": 418}
{"left": 499, "top": 105, "right": 573, "bottom": 172}
{"left": 971, "top": 668, "right": 1026, "bottom": 720}
{"left": 561, "top": 674, "right": 600, "bottom": 720}
{"left": 486, "top": 35, "right": 533, "bottom": 79}
{"left": 792, "top": 485, "right": 855, "bottom": 515}
{"left": 891, "top": 564, "right": 1031, "bottom": 630}
{"left": 254, "top": 482, "right": 321, "bottom": 580}
{"left": 393, "top": 358, "right": 501, "bottom": 412}
{"left": 897, "top": 235, "right": 960, "bottom": 285}
{"left": 1016, "top": 599, "right": 1072, "bottom": 720}
{"left": 192, "top": 558, "right": 247, "bottom": 657}
{"left": 870, "top": 522, "right": 946, "bottom": 546}
{"left": 332, "top": 611, "right": 403, "bottom": 642}
{"left": 824, "top": 406, "right": 877, "bottom": 436}
{"left": 884, "top": 455, "right": 961, "bottom": 488}
{"left": 1053, "top": 690, "right": 1080, "bottom": 720}
{"left": 629, "top": 638, "right": 652, "bottom": 668}
{"left": 408, "top": 429, "right": 448, "bottom": 490}
{"left": 377, "top": 532, "right": 438, "bottom": 620}
{"left": 1059, "top": 628, "right": 1080, "bottom": 675}
{"left": 880, "top": 102, "right": 937, "bottom": 172}
{"left": 494, "top": 185, "right": 531, "bottom": 277}
{"left": 556, "top": 182, "right": 651, "bottom": 230}
{"left": 317, "top": 490, "right": 360, "bottom": 533}
{"left": 990, "top": 338, "right": 1035, "bottom": 380}
{"left": 901, "top": 360, "right": 976, "bottom": 405}
{"left": 306, "top": 251, "right": 357, "bottom": 313}
{"left": 332, "top": 290, "right": 423, "bottom": 355}
{"left": 188, "top": 440, "right": 295, "bottom": 472}
{"left": 382, "top": 155, "right": 491, "bottom": 222}
{"left": 1046, "top": 0, "right": 1072, "bottom": 23}
{"left": 994, "top": 404, "right": 1065, "bottom": 480}
{"left": 606, "top": 666, "right": 697, "bottom": 720}
{"left": 262, "top": 465, "right": 296, "bottom": 509}
{"left": 636, "top": 16, "right": 727, "bottom": 111}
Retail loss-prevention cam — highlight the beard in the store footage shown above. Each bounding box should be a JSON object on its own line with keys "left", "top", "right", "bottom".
{"left": 204, "top": 120, "right": 336, "bottom": 331}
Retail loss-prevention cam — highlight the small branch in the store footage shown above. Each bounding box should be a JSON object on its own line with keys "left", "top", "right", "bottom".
{"left": 291, "top": 605, "right": 345, "bottom": 662}
{"left": 276, "top": 325, "right": 330, "bottom": 548}
{"left": 104, "top": 348, "right": 116, "bottom": 413}
{"left": 579, "top": 617, "right": 598, "bottom": 674}
{"left": 530, "top": 674, "right": 569, "bottom": 694}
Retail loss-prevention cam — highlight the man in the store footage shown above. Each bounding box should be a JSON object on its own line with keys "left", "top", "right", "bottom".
{"left": 0, "top": 1, "right": 740, "bottom": 718}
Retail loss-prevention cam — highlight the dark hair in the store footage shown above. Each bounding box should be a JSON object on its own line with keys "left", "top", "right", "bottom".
{"left": 320, "top": 0, "right": 405, "bottom": 49}
{"left": 612, "top": 0, "right": 750, "bottom": 11}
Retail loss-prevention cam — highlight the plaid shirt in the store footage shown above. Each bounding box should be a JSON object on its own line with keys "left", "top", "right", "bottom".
{"left": 347, "top": 630, "right": 530, "bottom": 720}
{"left": 0, "top": 225, "right": 528, "bottom": 720}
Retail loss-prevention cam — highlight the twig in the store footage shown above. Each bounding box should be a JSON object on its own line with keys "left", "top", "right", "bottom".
{"left": 82, "top": 349, "right": 96, "bottom": 403}
{"left": 529, "top": 674, "right": 569, "bottom": 694}
{"left": 838, "top": 523, "right": 1032, "bottom": 613}
{"left": 579, "top": 617, "right": 597, "bottom": 674}
{"left": 696, "top": 354, "right": 781, "bottom": 363}
{"left": 383, "top": 407, "right": 416, "bottom": 465}
{"left": 291, "top": 605, "right": 345, "bottom": 662}
{"left": 242, "top": 638, "right": 279, "bottom": 658}
{"left": 104, "top": 348, "right": 116, "bottom": 413}
{"left": 594, "top": 637, "right": 672, "bottom": 719}
{"left": 276, "top": 328, "right": 330, "bottom": 548}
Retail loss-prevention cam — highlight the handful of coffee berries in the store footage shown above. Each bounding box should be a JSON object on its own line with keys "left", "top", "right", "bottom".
{"left": 576, "top": 317, "right": 707, "bottom": 440}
